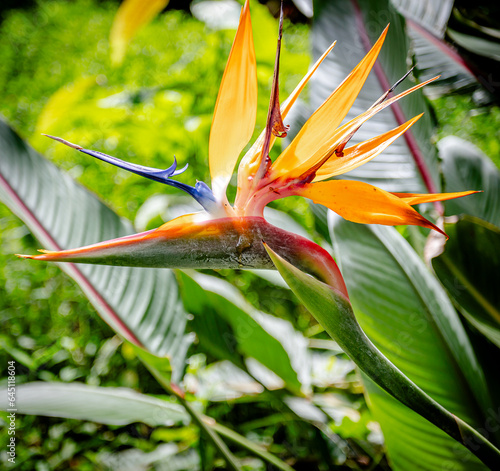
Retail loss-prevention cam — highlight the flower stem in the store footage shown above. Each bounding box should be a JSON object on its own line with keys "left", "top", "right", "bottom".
{"left": 144, "top": 363, "right": 243, "bottom": 471}
{"left": 266, "top": 245, "right": 500, "bottom": 468}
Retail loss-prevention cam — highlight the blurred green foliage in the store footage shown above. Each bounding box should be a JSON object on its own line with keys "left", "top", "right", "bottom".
{"left": 1, "top": 0, "right": 498, "bottom": 469}
{"left": 435, "top": 95, "right": 500, "bottom": 167}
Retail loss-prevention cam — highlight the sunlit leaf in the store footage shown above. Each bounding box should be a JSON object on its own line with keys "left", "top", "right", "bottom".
{"left": 178, "top": 270, "right": 311, "bottom": 395}
{"left": 110, "top": 0, "right": 170, "bottom": 65}
{"left": 0, "top": 382, "right": 189, "bottom": 426}
{"left": 35, "top": 77, "right": 96, "bottom": 135}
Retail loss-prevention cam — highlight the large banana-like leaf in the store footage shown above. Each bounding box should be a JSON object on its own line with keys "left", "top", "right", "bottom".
{"left": 439, "top": 136, "right": 500, "bottom": 228}
{"left": 390, "top": 0, "right": 478, "bottom": 95}
{"left": 0, "top": 119, "right": 311, "bottom": 395}
{"left": 432, "top": 137, "right": 500, "bottom": 345}
{"left": 405, "top": 21, "right": 477, "bottom": 96}
{"left": 0, "top": 381, "right": 295, "bottom": 471}
{"left": 329, "top": 217, "right": 495, "bottom": 470}
{"left": 292, "top": 0, "right": 477, "bottom": 96}
{"left": 307, "top": 0, "right": 439, "bottom": 193}
{"left": 0, "top": 120, "right": 191, "bottom": 382}
{"left": 391, "top": 0, "right": 453, "bottom": 37}
{"left": 0, "top": 382, "right": 189, "bottom": 426}
{"left": 0, "top": 121, "right": 298, "bottom": 471}
{"left": 431, "top": 216, "right": 500, "bottom": 348}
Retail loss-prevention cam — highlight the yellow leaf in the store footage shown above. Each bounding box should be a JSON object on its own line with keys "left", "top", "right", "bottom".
{"left": 35, "top": 77, "right": 96, "bottom": 135}
{"left": 110, "top": 0, "right": 170, "bottom": 65}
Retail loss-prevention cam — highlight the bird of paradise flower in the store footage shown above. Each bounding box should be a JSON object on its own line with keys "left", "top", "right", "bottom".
{"left": 21, "top": 0, "right": 475, "bottom": 298}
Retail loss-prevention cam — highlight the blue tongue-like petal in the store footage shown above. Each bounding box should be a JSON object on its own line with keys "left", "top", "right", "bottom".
{"left": 43, "top": 134, "right": 219, "bottom": 213}
{"left": 77, "top": 147, "right": 189, "bottom": 183}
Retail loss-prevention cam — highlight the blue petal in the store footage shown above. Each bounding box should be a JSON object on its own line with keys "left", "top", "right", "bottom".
{"left": 43, "top": 135, "right": 219, "bottom": 214}
{"left": 77, "top": 148, "right": 218, "bottom": 212}
{"left": 77, "top": 148, "right": 188, "bottom": 184}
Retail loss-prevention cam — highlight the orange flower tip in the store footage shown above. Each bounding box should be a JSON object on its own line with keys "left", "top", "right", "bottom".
{"left": 42, "top": 134, "right": 82, "bottom": 150}
{"left": 16, "top": 253, "right": 35, "bottom": 259}
{"left": 438, "top": 227, "right": 449, "bottom": 240}
{"left": 426, "top": 221, "right": 449, "bottom": 240}
{"left": 408, "top": 113, "right": 424, "bottom": 125}
{"left": 16, "top": 249, "right": 57, "bottom": 260}
{"left": 320, "top": 41, "right": 337, "bottom": 62}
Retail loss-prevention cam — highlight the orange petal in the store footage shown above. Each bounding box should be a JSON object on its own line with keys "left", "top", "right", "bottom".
{"left": 270, "top": 26, "right": 389, "bottom": 179}
{"left": 236, "top": 41, "right": 336, "bottom": 206}
{"left": 272, "top": 73, "right": 438, "bottom": 182}
{"left": 314, "top": 114, "right": 423, "bottom": 181}
{"left": 281, "top": 42, "right": 337, "bottom": 118}
{"left": 209, "top": 0, "right": 257, "bottom": 201}
{"left": 392, "top": 191, "right": 480, "bottom": 206}
{"left": 296, "top": 180, "right": 446, "bottom": 237}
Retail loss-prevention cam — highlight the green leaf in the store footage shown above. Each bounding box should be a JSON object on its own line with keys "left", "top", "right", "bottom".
{"left": 432, "top": 216, "right": 500, "bottom": 348}
{"left": 178, "top": 271, "right": 311, "bottom": 395}
{"left": 439, "top": 136, "right": 500, "bottom": 228}
{"left": 390, "top": 0, "right": 477, "bottom": 96}
{"left": 308, "top": 0, "right": 439, "bottom": 193}
{"left": 329, "top": 218, "right": 494, "bottom": 470}
{"left": 34, "top": 77, "right": 97, "bottom": 134}
{"left": 0, "top": 335, "right": 35, "bottom": 369}
{"left": 0, "top": 382, "right": 189, "bottom": 426}
{"left": 447, "top": 28, "right": 500, "bottom": 61}
{"left": 0, "top": 120, "right": 191, "bottom": 382}
{"left": 97, "top": 443, "right": 198, "bottom": 471}
{"left": 211, "top": 421, "right": 295, "bottom": 471}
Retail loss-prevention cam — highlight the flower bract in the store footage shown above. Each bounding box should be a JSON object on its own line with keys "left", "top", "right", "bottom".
{"left": 21, "top": 0, "right": 477, "bottom": 297}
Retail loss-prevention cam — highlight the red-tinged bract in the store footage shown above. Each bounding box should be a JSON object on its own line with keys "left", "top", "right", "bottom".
{"left": 21, "top": 0, "right": 478, "bottom": 296}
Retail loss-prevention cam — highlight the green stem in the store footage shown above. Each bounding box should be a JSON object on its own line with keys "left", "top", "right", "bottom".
{"left": 266, "top": 246, "right": 500, "bottom": 469}
{"left": 209, "top": 421, "right": 295, "bottom": 471}
{"left": 144, "top": 363, "right": 243, "bottom": 471}
{"left": 343, "top": 317, "right": 500, "bottom": 468}
{"left": 179, "top": 397, "right": 243, "bottom": 471}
